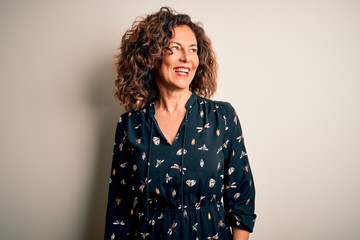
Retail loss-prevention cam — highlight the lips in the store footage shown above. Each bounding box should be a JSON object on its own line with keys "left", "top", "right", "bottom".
{"left": 174, "top": 66, "right": 190, "bottom": 75}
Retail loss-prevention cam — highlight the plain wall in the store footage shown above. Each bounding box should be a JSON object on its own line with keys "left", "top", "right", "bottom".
{"left": 1, "top": 0, "right": 359, "bottom": 239}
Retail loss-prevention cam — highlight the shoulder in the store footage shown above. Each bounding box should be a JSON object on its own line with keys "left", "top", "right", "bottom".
{"left": 196, "top": 95, "right": 237, "bottom": 117}
{"left": 117, "top": 105, "right": 150, "bottom": 128}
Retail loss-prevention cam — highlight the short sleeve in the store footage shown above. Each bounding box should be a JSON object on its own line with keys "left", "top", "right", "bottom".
{"left": 221, "top": 103, "right": 256, "bottom": 233}
{"left": 104, "top": 115, "right": 135, "bottom": 240}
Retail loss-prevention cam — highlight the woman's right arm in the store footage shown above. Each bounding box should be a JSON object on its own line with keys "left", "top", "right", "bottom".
{"left": 104, "top": 116, "right": 135, "bottom": 240}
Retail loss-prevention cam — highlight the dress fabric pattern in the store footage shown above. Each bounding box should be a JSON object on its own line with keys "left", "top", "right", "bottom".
{"left": 105, "top": 93, "right": 256, "bottom": 240}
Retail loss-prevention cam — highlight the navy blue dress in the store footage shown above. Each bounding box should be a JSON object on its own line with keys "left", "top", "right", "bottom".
{"left": 105, "top": 93, "right": 256, "bottom": 240}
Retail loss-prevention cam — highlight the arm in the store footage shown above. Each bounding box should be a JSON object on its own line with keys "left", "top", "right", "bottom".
{"left": 233, "top": 227, "right": 250, "bottom": 240}
{"left": 222, "top": 103, "right": 256, "bottom": 236}
{"left": 104, "top": 116, "right": 135, "bottom": 240}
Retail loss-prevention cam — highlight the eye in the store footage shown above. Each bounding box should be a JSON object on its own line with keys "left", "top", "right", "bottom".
{"left": 170, "top": 45, "right": 181, "bottom": 52}
{"left": 189, "top": 48, "right": 198, "bottom": 53}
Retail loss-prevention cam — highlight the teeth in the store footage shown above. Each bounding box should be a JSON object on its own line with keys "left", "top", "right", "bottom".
{"left": 174, "top": 68, "right": 189, "bottom": 73}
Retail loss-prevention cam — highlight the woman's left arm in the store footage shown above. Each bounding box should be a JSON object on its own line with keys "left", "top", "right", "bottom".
{"left": 222, "top": 103, "right": 257, "bottom": 236}
{"left": 232, "top": 227, "right": 250, "bottom": 240}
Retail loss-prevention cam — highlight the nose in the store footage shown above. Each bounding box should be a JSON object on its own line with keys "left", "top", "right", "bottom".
{"left": 179, "top": 49, "right": 190, "bottom": 63}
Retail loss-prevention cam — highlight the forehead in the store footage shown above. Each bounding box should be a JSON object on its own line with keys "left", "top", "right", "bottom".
{"left": 170, "top": 25, "right": 197, "bottom": 45}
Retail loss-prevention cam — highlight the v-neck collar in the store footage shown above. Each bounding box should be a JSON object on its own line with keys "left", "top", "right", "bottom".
{"left": 146, "top": 92, "right": 197, "bottom": 145}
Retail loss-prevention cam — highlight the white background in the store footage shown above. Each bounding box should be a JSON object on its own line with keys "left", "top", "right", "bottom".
{"left": 1, "top": 1, "right": 359, "bottom": 239}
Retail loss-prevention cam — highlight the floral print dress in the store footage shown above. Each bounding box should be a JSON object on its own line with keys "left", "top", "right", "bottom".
{"left": 105, "top": 93, "right": 256, "bottom": 240}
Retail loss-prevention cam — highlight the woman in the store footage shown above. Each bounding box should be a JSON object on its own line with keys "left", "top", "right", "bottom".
{"left": 105, "top": 7, "right": 256, "bottom": 240}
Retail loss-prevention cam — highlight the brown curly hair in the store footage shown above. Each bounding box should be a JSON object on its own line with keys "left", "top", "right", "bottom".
{"left": 115, "top": 7, "right": 218, "bottom": 111}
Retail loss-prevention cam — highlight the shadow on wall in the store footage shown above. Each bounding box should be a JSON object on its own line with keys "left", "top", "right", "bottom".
{"left": 82, "top": 58, "right": 125, "bottom": 240}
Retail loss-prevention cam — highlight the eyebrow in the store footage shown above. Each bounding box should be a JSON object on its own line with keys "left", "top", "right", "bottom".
{"left": 171, "top": 41, "right": 198, "bottom": 48}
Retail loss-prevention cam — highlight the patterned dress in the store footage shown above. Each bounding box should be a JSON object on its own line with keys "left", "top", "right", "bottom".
{"left": 105, "top": 93, "right": 256, "bottom": 240}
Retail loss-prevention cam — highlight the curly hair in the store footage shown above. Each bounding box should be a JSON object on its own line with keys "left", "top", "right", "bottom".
{"left": 115, "top": 7, "right": 218, "bottom": 111}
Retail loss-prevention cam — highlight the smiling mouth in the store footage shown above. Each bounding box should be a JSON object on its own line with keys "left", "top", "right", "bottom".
{"left": 174, "top": 67, "right": 190, "bottom": 75}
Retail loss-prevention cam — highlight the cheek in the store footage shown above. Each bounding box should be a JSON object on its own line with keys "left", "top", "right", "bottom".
{"left": 193, "top": 57, "right": 200, "bottom": 69}
{"left": 194, "top": 53, "right": 199, "bottom": 64}
{"left": 161, "top": 56, "right": 176, "bottom": 71}
{"left": 159, "top": 61, "right": 172, "bottom": 75}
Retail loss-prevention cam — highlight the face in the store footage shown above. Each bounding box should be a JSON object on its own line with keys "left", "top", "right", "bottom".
{"left": 155, "top": 25, "right": 199, "bottom": 92}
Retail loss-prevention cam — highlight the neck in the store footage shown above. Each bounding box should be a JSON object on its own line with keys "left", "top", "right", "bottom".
{"left": 155, "top": 89, "right": 192, "bottom": 114}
